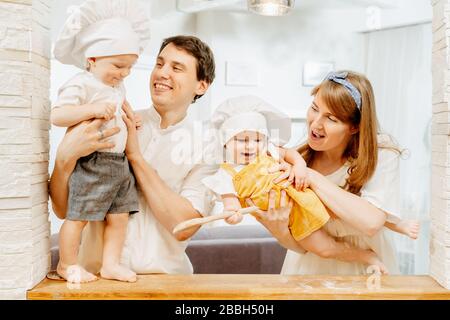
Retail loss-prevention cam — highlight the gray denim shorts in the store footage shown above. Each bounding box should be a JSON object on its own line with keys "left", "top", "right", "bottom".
{"left": 67, "top": 151, "right": 139, "bottom": 221}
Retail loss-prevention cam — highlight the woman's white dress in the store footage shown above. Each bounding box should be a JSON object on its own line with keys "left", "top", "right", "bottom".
{"left": 281, "top": 146, "right": 402, "bottom": 275}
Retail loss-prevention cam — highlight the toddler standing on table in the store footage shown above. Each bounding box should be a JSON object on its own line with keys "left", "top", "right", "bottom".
{"left": 51, "top": 0, "right": 150, "bottom": 283}
{"left": 202, "top": 95, "right": 419, "bottom": 274}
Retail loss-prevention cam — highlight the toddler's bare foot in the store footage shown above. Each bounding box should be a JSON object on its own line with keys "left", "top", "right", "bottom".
{"left": 396, "top": 220, "right": 420, "bottom": 239}
{"left": 57, "top": 263, "right": 98, "bottom": 283}
{"left": 100, "top": 264, "right": 137, "bottom": 282}
{"left": 364, "top": 251, "right": 388, "bottom": 275}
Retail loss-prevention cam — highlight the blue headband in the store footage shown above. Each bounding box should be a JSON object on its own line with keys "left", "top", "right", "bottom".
{"left": 324, "top": 71, "right": 362, "bottom": 110}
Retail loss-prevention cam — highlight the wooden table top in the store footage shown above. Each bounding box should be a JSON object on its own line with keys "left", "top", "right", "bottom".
{"left": 27, "top": 274, "right": 450, "bottom": 300}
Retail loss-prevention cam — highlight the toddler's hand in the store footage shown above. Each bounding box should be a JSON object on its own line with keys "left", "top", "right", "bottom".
{"left": 225, "top": 211, "right": 243, "bottom": 225}
{"left": 93, "top": 103, "right": 116, "bottom": 121}
{"left": 135, "top": 113, "right": 142, "bottom": 130}
{"left": 291, "top": 162, "right": 309, "bottom": 191}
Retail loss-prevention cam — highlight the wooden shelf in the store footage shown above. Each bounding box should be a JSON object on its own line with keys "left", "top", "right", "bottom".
{"left": 27, "top": 274, "right": 450, "bottom": 300}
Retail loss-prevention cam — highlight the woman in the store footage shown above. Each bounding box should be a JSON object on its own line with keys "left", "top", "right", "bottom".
{"left": 248, "top": 70, "right": 405, "bottom": 275}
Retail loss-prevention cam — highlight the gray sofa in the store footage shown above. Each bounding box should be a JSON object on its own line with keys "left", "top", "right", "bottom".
{"left": 50, "top": 224, "right": 287, "bottom": 274}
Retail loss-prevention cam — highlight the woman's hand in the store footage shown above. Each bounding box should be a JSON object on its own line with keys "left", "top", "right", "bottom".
{"left": 246, "top": 190, "right": 306, "bottom": 254}
{"left": 246, "top": 190, "right": 293, "bottom": 236}
{"left": 122, "top": 100, "right": 143, "bottom": 162}
{"left": 58, "top": 118, "right": 119, "bottom": 164}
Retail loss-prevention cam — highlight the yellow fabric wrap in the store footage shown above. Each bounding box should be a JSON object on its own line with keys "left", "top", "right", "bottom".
{"left": 221, "top": 154, "right": 330, "bottom": 241}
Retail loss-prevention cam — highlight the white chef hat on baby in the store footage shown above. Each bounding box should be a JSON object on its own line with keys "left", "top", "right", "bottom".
{"left": 211, "top": 95, "right": 292, "bottom": 146}
{"left": 54, "top": 0, "right": 151, "bottom": 69}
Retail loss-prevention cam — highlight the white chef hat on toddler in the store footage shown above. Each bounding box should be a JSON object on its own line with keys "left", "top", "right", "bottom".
{"left": 54, "top": 0, "right": 151, "bottom": 69}
{"left": 212, "top": 95, "right": 292, "bottom": 147}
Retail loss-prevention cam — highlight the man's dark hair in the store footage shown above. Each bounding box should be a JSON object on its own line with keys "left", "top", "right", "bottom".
{"left": 159, "top": 35, "right": 215, "bottom": 103}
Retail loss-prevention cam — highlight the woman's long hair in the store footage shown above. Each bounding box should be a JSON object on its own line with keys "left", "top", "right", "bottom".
{"left": 299, "top": 70, "right": 399, "bottom": 195}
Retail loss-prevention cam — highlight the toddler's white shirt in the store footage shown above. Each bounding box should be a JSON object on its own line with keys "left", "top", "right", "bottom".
{"left": 53, "top": 71, "right": 128, "bottom": 153}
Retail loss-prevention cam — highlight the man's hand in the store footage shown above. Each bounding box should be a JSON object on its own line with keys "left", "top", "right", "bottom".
{"left": 60, "top": 118, "right": 119, "bottom": 162}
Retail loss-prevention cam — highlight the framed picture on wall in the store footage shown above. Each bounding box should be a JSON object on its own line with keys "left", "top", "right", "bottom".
{"left": 302, "top": 61, "right": 334, "bottom": 86}
{"left": 225, "top": 61, "right": 259, "bottom": 86}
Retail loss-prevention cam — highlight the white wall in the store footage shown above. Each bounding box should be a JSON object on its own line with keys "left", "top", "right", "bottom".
{"left": 365, "top": 23, "right": 432, "bottom": 274}
{"left": 196, "top": 8, "right": 367, "bottom": 147}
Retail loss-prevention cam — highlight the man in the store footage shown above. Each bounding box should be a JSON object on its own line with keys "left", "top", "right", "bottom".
{"left": 50, "top": 35, "right": 217, "bottom": 274}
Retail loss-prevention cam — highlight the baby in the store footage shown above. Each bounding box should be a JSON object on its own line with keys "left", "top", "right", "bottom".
{"left": 203, "top": 95, "right": 419, "bottom": 274}
{"left": 51, "top": 0, "right": 150, "bottom": 283}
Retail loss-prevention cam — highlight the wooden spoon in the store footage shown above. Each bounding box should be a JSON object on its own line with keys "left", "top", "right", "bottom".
{"left": 172, "top": 206, "right": 259, "bottom": 234}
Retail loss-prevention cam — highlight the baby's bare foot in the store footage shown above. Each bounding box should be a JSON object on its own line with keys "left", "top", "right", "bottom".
{"left": 100, "top": 264, "right": 137, "bottom": 282}
{"left": 396, "top": 220, "right": 420, "bottom": 239}
{"left": 57, "top": 263, "right": 98, "bottom": 283}
{"left": 365, "top": 251, "right": 388, "bottom": 275}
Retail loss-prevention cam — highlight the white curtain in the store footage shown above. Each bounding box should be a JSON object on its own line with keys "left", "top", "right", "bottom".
{"left": 365, "top": 23, "right": 432, "bottom": 274}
